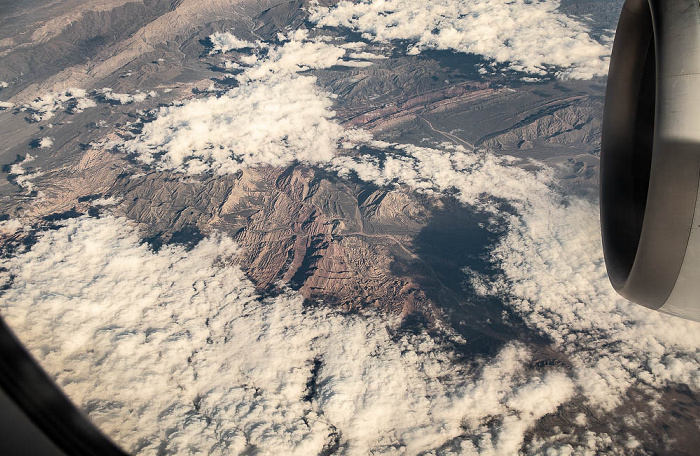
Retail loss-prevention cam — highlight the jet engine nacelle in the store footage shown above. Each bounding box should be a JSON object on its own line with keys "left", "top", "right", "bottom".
{"left": 602, "top": 0, "right": 700, "bottom": 321}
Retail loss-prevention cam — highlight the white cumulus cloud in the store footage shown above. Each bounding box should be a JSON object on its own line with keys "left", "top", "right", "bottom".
{"left": 13, "top": 10, "right": 696, "bottom": 453}
{"left": 331, "top": 139, "right": 700, "bottom": 413}
{"left": 348, "top": 51, "right": 388, "bottom": 60}
{"left": 2, "top": 215, "right": 592, "bottom": 456}
{"left": 125, "top": 32, "right": 371, "bottom": 175}
{"left": 38, "top": 137, "right": 54, "bottom": 149}
{"left": 486, "top": 189, "right": 700, "bottom": 411}
{"left": 338, "top": 141, "right": 700, "bottom": 416}
{"left": 311, "top": 0, "right": 612, "bottom": 79}
{"left": 117, "top": 24, "right": 700, "bottom": 418}
{"left": 97, "top": 88, "right": 156, "bottom": 105}
{"left": 6, "top": 153, "right": 43, "bottom": 192}
{"left": 331, "top": 142, "right": 551, "bottom": 212}
{"left": 209, "top": 31, "right": 255, "bottom": 54}
{"left": 120, "top": 68, "right": 700, "bottom": 415}
{"left": 126, "top": 76, "right": 356, "bottom": 174}
{"left": 20, "top": 88, "right": 93, "bottom": 122}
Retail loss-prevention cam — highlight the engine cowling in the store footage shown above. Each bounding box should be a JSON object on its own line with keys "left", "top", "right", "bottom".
{"left": 601, "top": 0, "right": 700, "bottom": 321}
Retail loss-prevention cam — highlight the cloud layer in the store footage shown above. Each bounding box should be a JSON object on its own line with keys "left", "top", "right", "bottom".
{"left": 115, "top": 20, "right": 700, "bottom": 444}
{"left": 2, "top": 215, "right": 584, "bottom": 456}
{"left": 311, "top": 0, "right": 611, "bottom": 79}
{"left": 487, "top": 188, "right": 700, "bottom": 411}
{"left": 340, "top": 143, "right": 700, "bottom": 424}
{"left": 330, "top": 139, "right": 700, "bottom": 415}
{"left": 118, "top": 37, "right": 700, "bottom": 416}
{"left": 19, "top": 88, "right": 93, "bottom": 122}
{"left": 124, "top": 32, "right": 372, "bottom": 175}
{"left": 14, "top": 87, "right": 152, "bottom": 122}
{"left": 4, "top": 5, "right": 698, "bottom": 454}
{"left": 4, "top": 134, "right": 699, "bottom": 453}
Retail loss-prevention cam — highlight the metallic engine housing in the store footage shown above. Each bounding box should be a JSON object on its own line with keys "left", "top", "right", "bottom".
{"left": 601, "top": 0, "right": 700, "bottom": 320}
